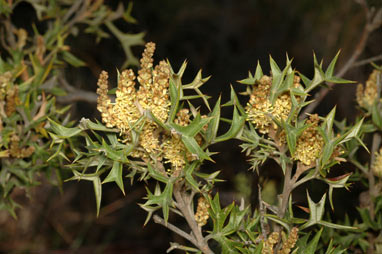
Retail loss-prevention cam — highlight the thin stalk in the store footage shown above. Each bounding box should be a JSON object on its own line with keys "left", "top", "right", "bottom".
{"left": 173, "top": 182, "right": 214, "bottom": 254}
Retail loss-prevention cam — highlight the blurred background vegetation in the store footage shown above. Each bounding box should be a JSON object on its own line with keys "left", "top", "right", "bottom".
{"left": 1, "top": 0, "right": 381, "bottom": 253}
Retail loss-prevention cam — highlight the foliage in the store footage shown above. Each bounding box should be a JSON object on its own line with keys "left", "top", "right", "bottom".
{"left": 1, "top": 1, "right": 382, "bottom": 253}
{"left": 0, "top": 0, "right": 143, "bottom": 216}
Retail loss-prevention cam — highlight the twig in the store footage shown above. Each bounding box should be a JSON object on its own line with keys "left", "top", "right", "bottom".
{"left": 258, "top": 185, "right": 269, "bottom": 241}
{"left": 153, "top": 214, "right": 197, "bottom": 246}
{"left": 56, "top": 90, "right": 97, "bottom": 104}
{"left": 173, "top": 182, "right": 214, "bottom": 254}
{"left": 301, "top": 6, "right": 382, "bottom": 117}
{"left": 352, "top": 54, "right": 382, "bottom": 68}
{"left": 277, "top": 164, "right": 293, "bottom": 219}
{"left": 57, "top": 76, "right": 97, "bottom": 104}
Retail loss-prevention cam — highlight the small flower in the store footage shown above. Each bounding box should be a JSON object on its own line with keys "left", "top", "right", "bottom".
{"left": 356, "top": 69, "right": 381, "bottom": 109}
{"left": 194, "top": 196, "right": 210, "bottom": 227}
{"left": 293, "top": 114, "right": 324, "bottom": 166}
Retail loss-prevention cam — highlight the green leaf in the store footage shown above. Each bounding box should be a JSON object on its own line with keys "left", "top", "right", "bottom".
{"left": 223, "top": 85, "right": 246, "bottom": 115}
{"left": 283, "top": 121, "right": 309, "bottom": 156}
{"left": 102, "top": 161, "right": 125, "bottom": 195}
{"left": 181, "top": 135, "right": 212, "bottom": 161}
{"left": 305, "top": 54, "right": 325, "bottom": 93}
{"left": 143, "top": 182, "right": 174, "bottom": 223}
{"left": 93, "top": 176, "right": 102, "bottom": 217}
{"left": 325, "top": 76, "right": 354, "bottom": 84}
{"left": 300, "top": 192, "right": 326, "bottom": 229}
{"left": 325, "top": 50, "right": 341, "bottom": 78}
{"left": 104, "top": 21, "right": 145, "bottom": 68}
{"left": 168, "top": 79, "right": 181, "bottom": 122}
{"left": 48, "top": 118, "right": 82, "bottom": 138}
{"left": 372, "top": 103, "right": 382, "bottom": 129}
{"left": 320, "top": 138, "right": 336, "bottom": 169}
{"left": 205, "top": 96, "right": 221, "bottom": 144}
{"left": 319, "top": 220, "right": 357, "bottom": 230}
{"left": 305, "top": 227, "right": 323, "bottom": 253}
{"left": 264, "top": 214, "right": 291, "bottom": 232}
{"left": 323, "top": 107, "right": 336, "bottom": 135}
{"left": 61, "top": 51, "right": 86, "bottom": 67}
{"left": 79, "top": 118, "right": 119, "bottom": 132}
{"left": 100, "top": 139, "right": 128, "bottom": 163}
{"left": 184, "top": 162, "right": 200, "bottom": 191}
{"left": 66, "top": 171, "right": 102, "bottom": 217}
{"left": 254, "top": 61, "right": 263, "bottom": 80}
{"left": 147, "top": 163, "right": 169, "bottom": 183}
{"left": 268, "top": 56, "right": 293, "bottom": 103}
{"left": 319, "top": 173, "right": 351, "bottom": 210}
{"left": 169, "top": 113, "right": 210, "bottom": 138}
{"left": 336, "top": 118, "right": 364, "bottom": 145}
{"left": 214, "top": 106, "right": 245, "bottom": 143}
{"left": 182, "top": 69, "right": 211, "bottom": 110}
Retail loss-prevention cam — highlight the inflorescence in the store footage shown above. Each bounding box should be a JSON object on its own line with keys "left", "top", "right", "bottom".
{"left": 96, "top": 42, "right": 199, "bottom": 173}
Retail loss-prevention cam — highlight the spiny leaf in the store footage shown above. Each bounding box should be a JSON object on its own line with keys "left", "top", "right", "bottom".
{"left": 214, "top": 106, "right": 245, "bottom": 143}
{"left": 104, "top": 21, "right": 145, "bottom": 68}
{"left": 102, "top": 161, "right": 125, "bottom": 195}
{"left": 48, "top": 118, "right": 82, "bottom": 138}
{"left": 325, "top": 50, "right": 341, "bottom": 78}
{"left": 205, "top": 96, "right": 221, "bottom": 144}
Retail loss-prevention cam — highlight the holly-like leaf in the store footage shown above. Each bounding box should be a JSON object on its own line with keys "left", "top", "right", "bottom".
{"left": 214, "top": 106, "right": 245, "bottom": 143}
{"left": 205, "top": 96, "right": 221, "bottom": 144}
{"left": 300, "top": 192, "right": 326, "bottom": 229}
{"left": 319, "top": 173, "right": 351, "bottom": 210}
{"left": 102, "top": 161, "right": 125, "bottom": 195}
{"left": 65, "top": 170, "right": 102, "bottom": 217}
{"left": 169, "top": 113, "right": 210, "bottom": 138}
{"left": 48, "top": 118, "right": 82, "bottom": 138}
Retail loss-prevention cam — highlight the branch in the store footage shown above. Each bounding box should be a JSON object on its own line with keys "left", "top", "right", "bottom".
{"left": 301, "top": 6, "right": 382, "bottom": 117}
{"left": 153, "top": 214, "right": 197, "bottom": 246}
{"left": 352, "top": 54, "right": 382, "bottom": 68}
{"left": 173, "top": 182, "right": 214, "bottom": 254}
{"left": 56, "top": 90, "right": 97, "bottom": 104}
{"left": 57, "top": 76, "right": 97, "bottom": 104}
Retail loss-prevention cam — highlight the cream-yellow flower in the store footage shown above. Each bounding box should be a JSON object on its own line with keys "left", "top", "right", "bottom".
{"left": 356, "top": 69, "right": 381, "bottom": 109}
{"left": 372, "top": 148, "right": 382, "bottom": 178}
{"left": 96, "top": 42, "right": 170, "bottom": 159}
{"left": 293, "top": 114, "right": 324, "bottom": 166}
{"left": 246, "top": 75, "right": 301, "bottom": 134}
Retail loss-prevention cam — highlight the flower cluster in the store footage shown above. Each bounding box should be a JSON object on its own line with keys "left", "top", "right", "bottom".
{"left": 372, "top": 148, "right": 382, "bottom": 178}
{"left": 0, "top": 71, "right": 18, "bottom": 130}
{"left": 194, "top": 196, "right": 210, "bottom": 227}
{"left": 96, "top": 42, "right": 170, "bottom": 158}
{"left": 246, "top": 75, "right": 301, "bottom": 134}
{"left": 356, "top": 69, "right": 381, "bottom": 109}
{"left": 9, "top": 134, "right": 35, "bottom": 159}
{"left": 279, "top": 227, "right": 299, "bottom": 254}
{"left": 96, "top": 42, "right": 199, "bottom": 171}
{"left": 262, "top": 232, "right": 280, "bottom": 254}
{"left": 293, "top": 114, "right": 324, "bottom": 166}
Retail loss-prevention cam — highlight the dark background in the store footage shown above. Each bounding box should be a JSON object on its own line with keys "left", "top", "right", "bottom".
{"left": 1, "top": 0, "right": 381, "bottom": 253}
